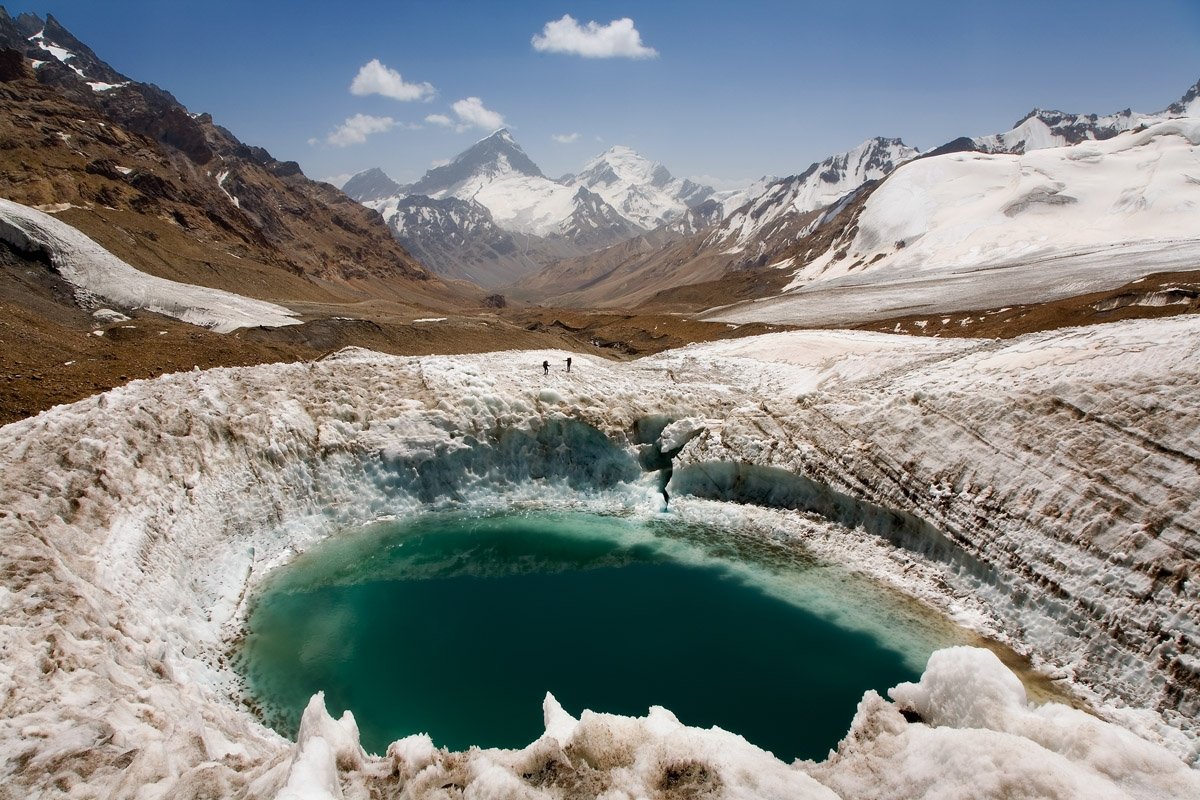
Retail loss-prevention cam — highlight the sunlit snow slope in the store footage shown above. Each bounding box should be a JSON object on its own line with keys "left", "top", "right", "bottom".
{"left": 0, "top": 316, "right": 1198, "bottom": 798}
{"left": 708, "top": 118, "right": 1200, "bottom": 326}
{"left": 0, "top": 198, "right": 300, "bottom": 332}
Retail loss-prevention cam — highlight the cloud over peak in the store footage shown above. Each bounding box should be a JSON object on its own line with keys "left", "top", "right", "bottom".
{"left": 552, "top": 132, "right": 581, "bottom": 143}
{"left": 532, "top": 15, "right": 658, "bottom": 59}
{"left": 427, "top": 98, "right": 505, "bottom": 132}
{"left": 322, "top": 114, "right": 421, "bottom": 147}
{"left": 453, "top": 97, "right": 504, "bottom": 130}
{"left": 350, "top": 59, "right": 436, "bottom": 102}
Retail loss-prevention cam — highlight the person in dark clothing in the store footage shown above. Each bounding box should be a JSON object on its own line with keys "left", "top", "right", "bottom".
{"left": 542, "top": 360, "right": 549, "bottom": 375}
{"left": 566, "top": 357, "right": 572, "bottom": 373}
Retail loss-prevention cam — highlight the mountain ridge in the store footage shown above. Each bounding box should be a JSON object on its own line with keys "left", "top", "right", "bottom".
{"left": 345, "top": 129, "right": 717, "bottom": 285}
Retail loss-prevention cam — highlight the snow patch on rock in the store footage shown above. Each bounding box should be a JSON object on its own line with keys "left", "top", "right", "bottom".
{"left": 0, "top": 198, "right": 300, "bottom": 332}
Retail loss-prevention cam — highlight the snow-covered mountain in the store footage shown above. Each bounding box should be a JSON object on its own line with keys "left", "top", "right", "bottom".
{"left": 713, "top": 174, "right": 779, "bottom": 216}
{"left": 369, "top": 193, "right": 546, "bottom": 286}
{"left": 557, "top": 186, "right": 644, "bottom": 250}
{"left": 564, "top": 145, "right": 714, "bottom": 229}
{"left": 707, "top": 137, "right": 919, "bottom": 263}
{"left": 705, "top": 116, "right": 1200, "bottom": 327}
{"left": 345, "top": 130, "right": 717, "bottom": 285}
{"left": 340, "top": 167, "right": 402, "bottom": 202}
{"left": 945, "top": 79, "right": 1200, "bottom": 156}
{"left": 520, "top": 77, "right": 1200, "bottom": 314}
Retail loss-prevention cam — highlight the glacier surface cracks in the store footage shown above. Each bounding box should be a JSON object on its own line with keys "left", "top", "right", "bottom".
{"left": 1, "top": 319, "right": 1199, "bottom": 798}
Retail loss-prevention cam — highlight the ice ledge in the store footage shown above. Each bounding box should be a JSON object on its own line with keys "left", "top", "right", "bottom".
{"left": 269, "top": 647, "right": 1199, "bottom": 799}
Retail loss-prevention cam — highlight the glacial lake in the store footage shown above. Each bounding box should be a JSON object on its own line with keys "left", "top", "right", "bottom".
{"left": 236, "top": 510, "right": 965, "bottom": 761}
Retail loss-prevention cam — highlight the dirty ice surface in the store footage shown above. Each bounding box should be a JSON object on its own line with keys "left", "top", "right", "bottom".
{"left": 0, "top": 316, "right": 1198, "bottom": 798}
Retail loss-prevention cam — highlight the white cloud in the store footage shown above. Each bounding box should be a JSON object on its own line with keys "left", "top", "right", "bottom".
{"left": 349, "top": 59, "right": 436, "bottom": 102}
{"left": 452, "top": 97, "right": 505, "bottom": 131}
{"left": 427, "top": 99, "right": 506, "bottom": 133}
{"left": 531, "top": 15, "right": 658, "bottom": 59}
{"left": 431, "top": 158, "right": 451, "bottom": 168}
{"left": 552, "top": 132, "right": 581, "bottom": 144}
{"left": 326, "top": 113, "right": 396, "bottom": 147}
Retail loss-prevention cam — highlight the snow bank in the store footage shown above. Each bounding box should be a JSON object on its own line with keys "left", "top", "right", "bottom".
{"left": 0, "top": 198, "right": 300, "bottom": 332}
{"left": 0, "top": 319, "right": 1198, "bottom": 797}
{"left": 709, "top": 117, "right": 1200, "bottom": 326}
{"left": 813, "top": 647, "right": 1200, "bottom": 800}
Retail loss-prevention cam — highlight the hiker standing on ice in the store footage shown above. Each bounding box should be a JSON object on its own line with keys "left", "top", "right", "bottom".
{"left": 566, "top": 357, "right": 572, "bottom": 373}
{"left": 543, "top": 360, "right": 549, "bottom": 375}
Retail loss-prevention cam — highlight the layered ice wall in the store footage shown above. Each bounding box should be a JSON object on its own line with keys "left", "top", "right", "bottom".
{"left": 0, "top": 318, "right": 1198, "bottom": 797}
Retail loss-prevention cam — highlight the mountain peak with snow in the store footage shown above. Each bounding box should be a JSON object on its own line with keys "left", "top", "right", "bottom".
{"left": 1166, "top": 78, "right": 1200, "bottom": 117}
{"left": 342, "top": 167, "right": 403, "bottom": 202}
{"left": 406, "top": 127, "right": 544, "bottom": 197}
{"left": 565, "top": 145, "right": 713, "bottom": 229}
{"left": 967, "top": 78, "right": 1200, "bottom": 155}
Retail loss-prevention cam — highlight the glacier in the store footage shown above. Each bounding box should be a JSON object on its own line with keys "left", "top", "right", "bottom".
{"left": 708, "top": 117, "right": 1200, "bottom": 327}
{"left": 0, "top": 316, "right": 1198, "bottom": 797}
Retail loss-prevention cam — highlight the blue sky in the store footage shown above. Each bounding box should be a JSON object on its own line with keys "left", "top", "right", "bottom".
{"left": 12, "top": 1, "right": 1200, "bottom": 189}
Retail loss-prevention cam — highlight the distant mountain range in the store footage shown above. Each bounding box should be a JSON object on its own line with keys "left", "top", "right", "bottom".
{"left": 342, "top": 131, "right": 717, "bottom": 286}
{"left": 495, "top": 77, "right": 1200, "bottom": 313}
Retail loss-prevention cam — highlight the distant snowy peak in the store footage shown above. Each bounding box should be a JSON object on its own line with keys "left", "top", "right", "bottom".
{"left": 972, "top": 108, "right": 1146, "bottom": 154}
{"left": 565, "top": 146, "right": 715, "bottom": 229}
{"left": 1166, "top": 78, "right": 1200, "bottom": 117}
{"left": 342, "top": 167, "right": 403, "bottom": 202}
{"left": 711, "top": 136, "right": 918, "bottom": 252}
{"left": 406, "top": 128, "right": 543, "bottom": 197}
{"left": 663, "top": 198, "right": 725, "bottom": 236}
{"left": 969, "top": 77, "right": 1200, "bottom": 155}
{"left": 714, "top": 176, "right": 779, "bottom": 217}
{"left": 810, "top": 137, "right": 919, "bottom": 190}
{"left": 782, "top": 117, "right": 1200, "bottom": 294}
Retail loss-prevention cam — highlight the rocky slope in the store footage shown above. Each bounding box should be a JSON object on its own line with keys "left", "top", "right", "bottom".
{"left": 0, "top": 9, "right": 453, "bottom": 303}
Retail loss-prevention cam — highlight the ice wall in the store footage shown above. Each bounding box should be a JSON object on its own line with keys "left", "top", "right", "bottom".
{"left": 0, "top": 319, "right": 1198, "bottom": 797}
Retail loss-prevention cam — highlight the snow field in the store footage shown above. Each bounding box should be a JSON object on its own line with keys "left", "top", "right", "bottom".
{"left": 0, "top": 318, "right": 1198, "bottom": 797}
{"left": 0, "top": 198, "right": 301, "bottom": 332}
{"left": 709, "top": 117, "right": 1200, "bottom": 327}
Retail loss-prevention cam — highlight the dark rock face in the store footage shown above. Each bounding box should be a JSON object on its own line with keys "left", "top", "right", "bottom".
{"left": 665, "top": 199, "right": 724, "bottom": 235}
{"left": 675, "top": 178, "right": 715, "bottom": 208}
{"left": 343, "top": 167, "right": 404, "bottom": 202}
{"left": 0, "top": 47, "right": 28, "bottom": 81}
{"left": 384, "top": 195, "right": 531, "bottom": 286}
{"left": 1166, "top": 79, "right": 1200, "bottom": 116}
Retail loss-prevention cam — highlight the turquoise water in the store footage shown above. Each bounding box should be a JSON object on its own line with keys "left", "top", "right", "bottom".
{"left": 237, "top": 511, "right": 963, "bottom": 761}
